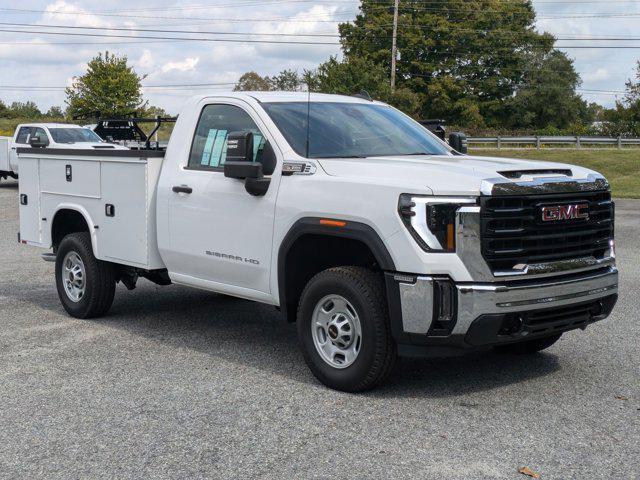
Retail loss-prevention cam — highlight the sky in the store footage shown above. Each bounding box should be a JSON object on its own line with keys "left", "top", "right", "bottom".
{"left": 1, "top": 0, "right": 639, "bottom": 114}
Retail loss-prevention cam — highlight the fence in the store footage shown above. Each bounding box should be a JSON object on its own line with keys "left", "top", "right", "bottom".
{"left": 468, "top": 136, "right": 640, "bottom": 149}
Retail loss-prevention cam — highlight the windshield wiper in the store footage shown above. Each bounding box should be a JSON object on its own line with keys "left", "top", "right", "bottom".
{"left": 402, "top": 152, "right": 437, "bottom": 156}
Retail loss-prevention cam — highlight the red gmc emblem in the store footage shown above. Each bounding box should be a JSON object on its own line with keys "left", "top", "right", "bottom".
{"left": 541, "top": 203, "right": 590, "bottom": 222}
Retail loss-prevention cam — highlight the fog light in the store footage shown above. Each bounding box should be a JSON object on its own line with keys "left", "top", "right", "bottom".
{"left": 434, "top": 280, "right": 455, "bottom": 323}
{"left": 499, "top": 314, "right": 523, "bottom": 336}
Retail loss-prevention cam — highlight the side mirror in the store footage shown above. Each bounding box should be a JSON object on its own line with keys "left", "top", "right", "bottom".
{"left": 223, "top": 131, "right": 271, "bottom": 196}
{"left": 226, "top": 131, "right": 254, "bottom": 163}
{"left": 224, "top": 161, "right": 263, "bottom": 180}
{"left": 449, "top": 132, "right": 468, "bottom": 154}
{"left": 29, "top": 135, "right": 49, "bottom": 148}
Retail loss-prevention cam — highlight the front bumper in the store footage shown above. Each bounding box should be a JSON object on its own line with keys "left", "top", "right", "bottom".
{"left": 385, "top": 266, "right": 618, "bottom": 357}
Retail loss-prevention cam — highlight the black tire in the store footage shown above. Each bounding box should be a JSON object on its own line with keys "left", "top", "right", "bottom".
{"left": 297, "top": 266, "right": 397, "bottom": 392}
{"left": 494, "top": 333, "right": 562, "bottom": 355}
{"left": 55, "top": 232, "right": 116, "bottom": 319}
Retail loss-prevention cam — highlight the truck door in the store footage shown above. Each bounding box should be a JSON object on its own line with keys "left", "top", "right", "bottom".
{"left": 10, "top": 126, "right": 32, "bottom": 173}
{"left": 162, "top": 102, "right": 281, "bottom": 296}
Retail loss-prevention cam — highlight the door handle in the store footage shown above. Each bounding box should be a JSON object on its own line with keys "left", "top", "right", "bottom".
{"left": 172, "top": 185, "right": 193, "bottom": 194}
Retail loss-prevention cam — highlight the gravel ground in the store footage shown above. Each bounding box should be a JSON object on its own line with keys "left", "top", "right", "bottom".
{"left": 0, "top": 178, "right": 638, "bottom": 479}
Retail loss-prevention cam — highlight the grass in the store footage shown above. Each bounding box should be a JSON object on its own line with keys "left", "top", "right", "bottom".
{"left": 470, "top": 149, "right": 640, "bottom": 198}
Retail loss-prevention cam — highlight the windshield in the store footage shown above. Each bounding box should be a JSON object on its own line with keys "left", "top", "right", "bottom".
{"left": 261, "top": 102, "right": 450, "bottom": 159}
{"left": 49, "top": 128, "right": 103, "bottom": 144}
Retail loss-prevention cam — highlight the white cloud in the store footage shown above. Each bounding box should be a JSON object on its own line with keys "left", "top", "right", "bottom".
{"left": 161, "top": 57, "right": 199, "bottom": 74}
{"left": 43, "top": 0, "right": 112, "bottom": 28}
{"left": 136, "top": 49, "right": 154, "bottom": 70}
{"left": 583, "top": 68, "right": 611, "bottom": 83}
{"left": 0, "top": 0, "right": 637, "bottom": 111}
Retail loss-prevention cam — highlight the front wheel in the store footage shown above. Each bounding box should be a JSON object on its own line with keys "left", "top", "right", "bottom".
{"left": 55, "top": 232, "right": 116, "bottom": 319}
{"left": 297, "top": 267, "right": 396, "bottom": 392}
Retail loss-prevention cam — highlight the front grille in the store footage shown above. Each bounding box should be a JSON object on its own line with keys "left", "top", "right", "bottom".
{"left": 519, "top": 295, "right": 617, "bottom": 336}
{"left": 480, "top": 190, "right": 614, "bottom": 271}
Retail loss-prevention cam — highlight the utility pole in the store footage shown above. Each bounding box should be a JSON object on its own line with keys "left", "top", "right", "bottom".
{"left": 391, "top": 0, "right": 399, "bottom": 90}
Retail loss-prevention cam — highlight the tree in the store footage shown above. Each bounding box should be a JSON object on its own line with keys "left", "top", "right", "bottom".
{"left": 65, "top": 51, "right": 147, "bottom": 119}
{"left": 269, "top": 69, "right": 303, "bottom": 91}
{"left": 234, "top": 70, "right": 305, "bottom": 91}
{"left": 623, "top": 60, "right": 640, "bottom": 111}
{"left": 505, "top": 50, "right": 588, "bottom": 130}
{"left": 621, "top": 60, "right": 640, "bottom": 130}
{"left": 601, "top": 61, "right": 640, "bottom": 136}
{"left": 310, "top": 56, "right": 420, "bottom": 114}
{"left": 9, "top": 101, "right": 42, "bottom": 118}
{"left": 333, "top": 0, "right": 586, "bottom": 128}
{"left": 234, "top": 71, "right": 272, "bottom": 91}
{"left": 45, "top": 106, "right": 65, "bottom": 118}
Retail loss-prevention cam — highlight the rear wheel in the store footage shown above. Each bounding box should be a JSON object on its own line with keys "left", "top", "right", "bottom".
{"left": 297, "top": 267, "right": 396, "bottom": 392}
{"left": 494, "top": 334, "right": 562, "bottom": 354}
{"left": 55, "top": 232, "right": 116, "bottom": 319}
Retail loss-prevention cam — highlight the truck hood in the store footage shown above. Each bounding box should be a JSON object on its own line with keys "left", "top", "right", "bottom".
{"left": 316, "top": 154, "right": 601, "bottom": 196}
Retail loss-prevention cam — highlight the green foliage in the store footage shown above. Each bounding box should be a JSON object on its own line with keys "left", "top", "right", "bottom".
{"left": 234, "top": 71, "right": 272, "bottom": 91}
{"left": 505, "top": 50, "right": 588, "bottom": 130}
{"left": 46, "top": 106, "right": 65, "bottom": 118}
{"left": 294, "top": 56, "right": 420, "bottom": 114}
{"left": 600, "top": 61, "right": 640, "bottom": 136}
{"left": 270, "top": 69, "right": 303, "bottom": 91}
{"left": 8, "top": 101, "right": 42, "bottom": 119}
{"left": 65, "top": 51, "right": 147, "bottom": 119}
{"left": 309, "top": 0, "right": 588, "bottom": 129}
{"left": 234, "top": 69, "right": 306, "bottom": 92}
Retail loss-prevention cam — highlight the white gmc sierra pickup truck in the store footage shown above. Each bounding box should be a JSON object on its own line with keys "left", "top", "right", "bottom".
{"left": 17, "top": 92, "right": 618, "bottom": 391}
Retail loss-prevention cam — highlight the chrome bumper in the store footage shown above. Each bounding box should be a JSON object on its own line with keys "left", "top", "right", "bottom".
{"left": 396, "top": 266, "right": 618, "bottom": 337}
{"left": 453, "top": 266, "right": 618, "bottom": 335}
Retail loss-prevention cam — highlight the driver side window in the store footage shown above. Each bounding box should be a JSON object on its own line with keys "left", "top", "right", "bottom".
{"left": 187, "top": 104, "right": 265, "bottom": 171}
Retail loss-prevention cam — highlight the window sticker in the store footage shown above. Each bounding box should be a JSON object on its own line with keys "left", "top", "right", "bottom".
{"left": 253, "top": 133, "right": 264, "bottom": 161}
{"left": 210, "top": 129, "right": 228, "bottom": 167}
{"left": 201, "top": 129, "right": 218, "bottom": 166}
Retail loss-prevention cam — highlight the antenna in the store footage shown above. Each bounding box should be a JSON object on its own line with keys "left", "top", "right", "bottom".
{"left": 305, "top": 82, "right": 311, "bottom": 158}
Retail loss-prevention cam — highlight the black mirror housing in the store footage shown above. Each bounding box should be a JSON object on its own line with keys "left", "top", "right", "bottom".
{"left": 449, "top": 132, "right": 468, "bottom": 154}
{"left": 226, "top": 131, "right": 254, "bottom": 163}
{"left": 224, "top": 161, "right": 263, "bottom": 180}
{"left": 29, "top": 135, "right": 49, "bottom": 148}
{"left": 223, "top": 130, "right": 272, "bottom": 197}
{"left": 245, "top": 177, "right": 271, "bottom": 196}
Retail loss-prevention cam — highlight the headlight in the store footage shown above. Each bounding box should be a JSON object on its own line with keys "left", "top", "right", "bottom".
{"left": 399, "top": 195, "right": 478, "bottom": 252}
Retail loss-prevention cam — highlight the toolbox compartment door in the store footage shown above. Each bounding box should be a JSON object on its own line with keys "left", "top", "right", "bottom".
{"left": 18, "top": 157, "right": 41, "bottom": 245}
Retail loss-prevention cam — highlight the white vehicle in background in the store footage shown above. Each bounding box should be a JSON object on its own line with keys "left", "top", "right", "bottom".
{"left": 0, "top": 123, "right": 127, "bottom": 182}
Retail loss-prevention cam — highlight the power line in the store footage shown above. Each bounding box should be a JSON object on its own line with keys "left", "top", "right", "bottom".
{"left": 0, "top": 22, "right": 343, "bottom": 38}
{"left": 5, "top": 5, "right": 640, "bottom": 24}
{"left": 7, "top": 21, "right": 640, "bottom": 41}
{"left": 4, "top": 26, "right": 640, "bottom": 50}
{"left": 0, "top": 28, "right": 340, "bottom": 45}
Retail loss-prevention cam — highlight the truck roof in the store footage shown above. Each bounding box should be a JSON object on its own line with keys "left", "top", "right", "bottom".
{"left": 17, "top": 123, "right": 85, "bottom": 129}
{"left": 194, "top": 91, "right": 385, "bottom": 105}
